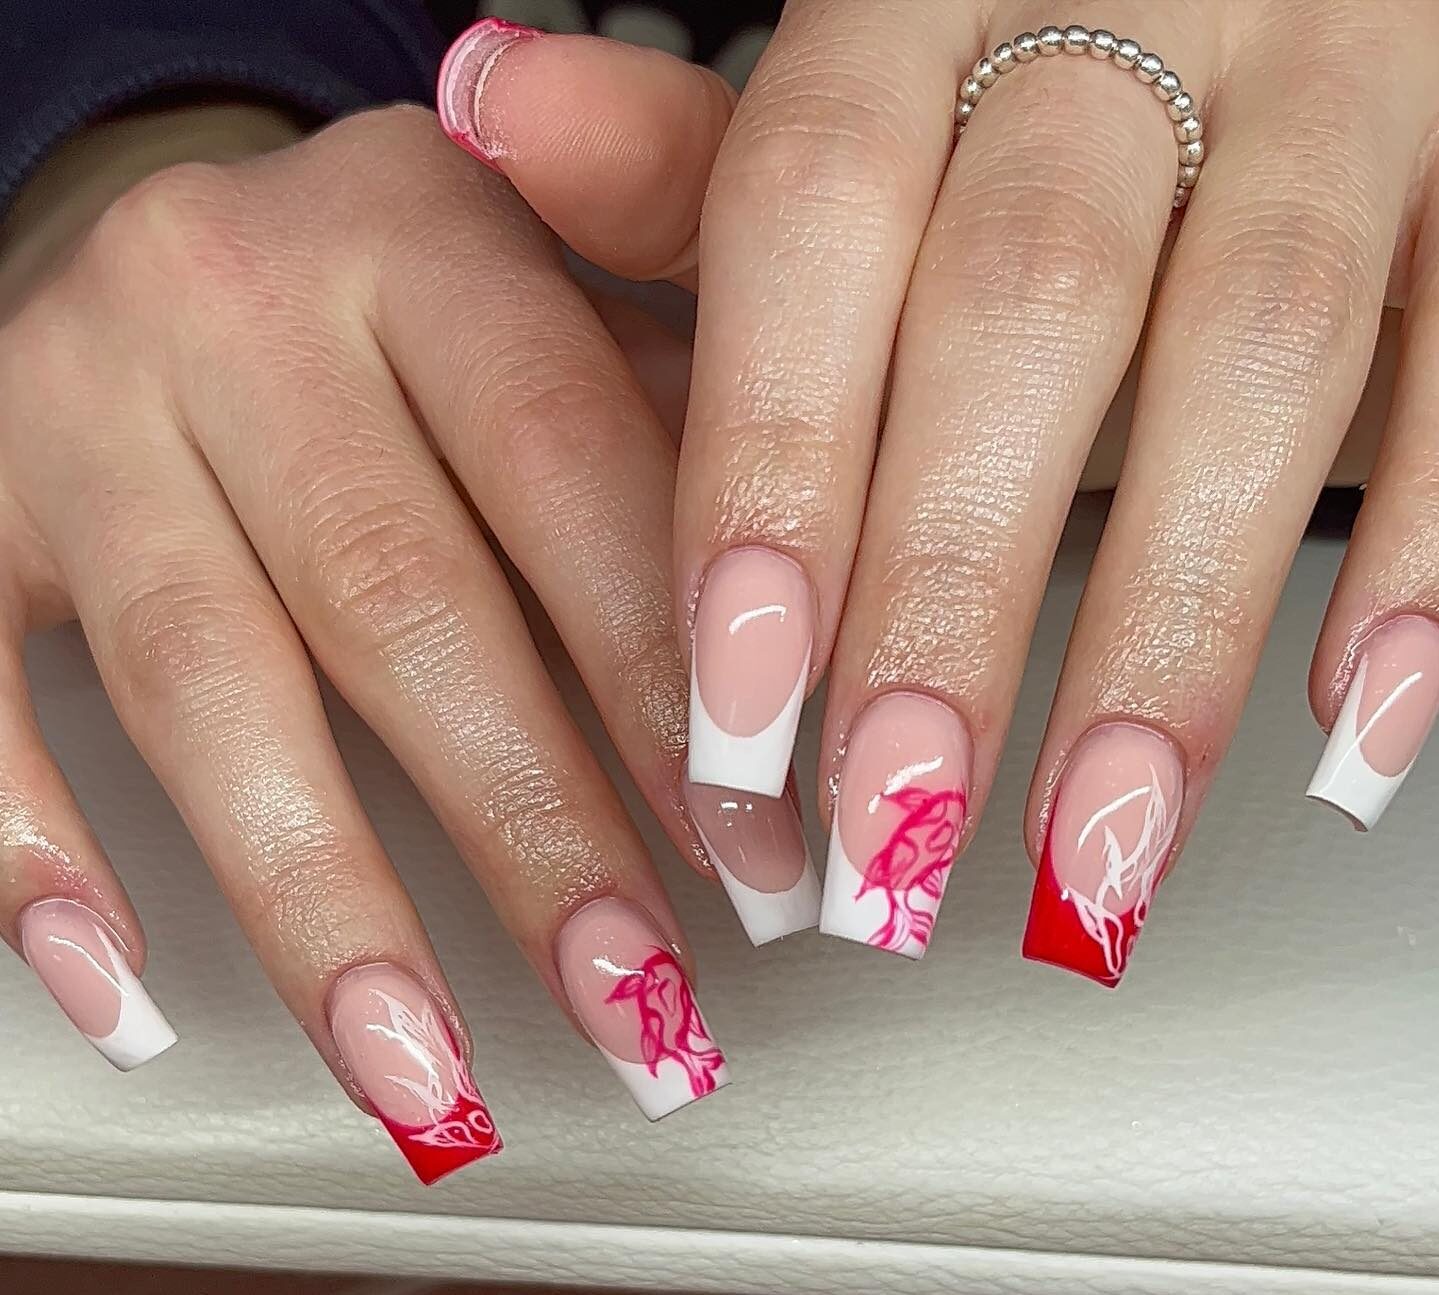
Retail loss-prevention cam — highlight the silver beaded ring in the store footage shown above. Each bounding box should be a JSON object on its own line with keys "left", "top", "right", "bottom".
{"left": 955, "top": 24, "right": 1204, "bottom": 210}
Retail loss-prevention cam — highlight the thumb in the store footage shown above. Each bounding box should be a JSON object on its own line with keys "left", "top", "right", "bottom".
{"left": 438, "top": 20, "right": 734, "bottom": 285}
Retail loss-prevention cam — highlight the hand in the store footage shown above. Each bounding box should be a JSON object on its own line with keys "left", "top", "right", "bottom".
{"left": 0, "top": 34, "right": 752, "bottom": 1182}
{"left": 562, "top": 1, "right": 1436, "bottom": 981}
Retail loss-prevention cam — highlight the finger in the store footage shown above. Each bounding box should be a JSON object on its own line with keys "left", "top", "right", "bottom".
{"left": 678, "top": 0, "right": 972, "bottom": 799}
{"left": 156, "top": 136, "right": 734, "bottom": 1111}
{"left": 1307, "top": 167, "right": 1439, "bottom": 831}
{"left": 367, "top": 107, "right": 820, "bottom": 943}
{"left": 814, "top": 7, "right": 1217, "bottom": 957}
{"left": 1023, "top": 9, "right": 1434, "bottom": 984}
{"left": 438, "top": 19, "right": 735, "bottom": 286}
{"left": 586, "top": 292, "right": 691, "bottom": 444}
{"left": 1, "top": 301, "right": 501, "bottom": 1180}
{"left": 0, "top": 577, "right": 173, "bottom": 1070}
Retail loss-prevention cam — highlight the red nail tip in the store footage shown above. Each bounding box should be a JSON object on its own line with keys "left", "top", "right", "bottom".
{"left": 1020, "top": 723, "right": 1183, "bottom": 988}
{"left": 1021, "top": 836, "right": 1130, "bottom": 988}
{"left": 380, "top": 1081, "right": 504, "bottom": 1186}
{"left": 436, "top": 18, "right": 541, "bottom": 172}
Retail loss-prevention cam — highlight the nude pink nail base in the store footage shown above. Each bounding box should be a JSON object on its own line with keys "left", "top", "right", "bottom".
{"left": 557, "top": 898, "right": 729, "bottom": 1120}
{"left": 688, "top": 546, "right": 813, "bottom": 798}
{"left": 685, "top": 780, "right": 820, "bottom": 945}
{"left": 1308, "top": 615, "right": 1439, "bottom": 831}
{"left": 19, "top": 898, "right": 177, "bottom": 1071}
{"left": 819, "top": 693, "right": 971, "bottom": 959}
{"left": 1023, "top": 723, "right": 1183, "bottom": 988}
{"left": 329, "top": 964, "right": 502, "bottom": 1185}
{"left": 436, "top": 17, "right": 539, "bottom": 170}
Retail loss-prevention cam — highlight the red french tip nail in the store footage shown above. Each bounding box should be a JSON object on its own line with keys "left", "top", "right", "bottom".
{"left": 330, "top": 965, "right": 503, "bottom": 1185}
{"left": 1020, "top": 723, "right": 1185, "bottom": 988}
{"left": 436, "top": 17, "right": 541, "bottom": 172}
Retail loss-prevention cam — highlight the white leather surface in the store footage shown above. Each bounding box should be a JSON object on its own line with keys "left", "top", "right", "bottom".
{"left": 4, "top": 510, "right": 1439, "bottom": 1291}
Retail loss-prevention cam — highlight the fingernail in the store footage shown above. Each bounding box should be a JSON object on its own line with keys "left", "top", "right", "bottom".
{"left": 1023, "top": 723, "right": 1183, "bottom": 988}
{"left": 19, "top": 898, "right": 177, "bottom": 1071}
{"left": 436, "top": 18, "right": 540, "bottom": 171}
{"left": 556, "top": 898, "right": 729, "bottom": 1119}
{"left": 1307, "top": 614, "right": 1439, "bottom": 831}
{"left": 818, "top": 692, "right": 971, "bottom": 959}
{"left": 688, "top": 546, "right": 813, "bottom": 798}
{"left": 329, "top": 964, "right": 502, "bottom": 1184}
{"left": 685, "top": 779, "right": 820, "bottom": 945}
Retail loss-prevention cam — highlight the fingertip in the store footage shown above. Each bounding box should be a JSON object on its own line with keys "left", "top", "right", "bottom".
{"left": 437, "top": 18, "right": 541, "bottom": 171}
{"left": 437, "top": 25, "right": 731, "bottom": 279}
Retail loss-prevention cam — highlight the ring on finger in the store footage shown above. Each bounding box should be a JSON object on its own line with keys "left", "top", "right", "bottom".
{"left": 955, "top": 23, "right": 1205, "bottom": 209}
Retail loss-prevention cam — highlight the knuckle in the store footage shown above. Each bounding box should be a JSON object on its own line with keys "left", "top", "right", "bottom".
{"left": 298, "top": 490, "right": 467, "bottom": 654}
{"left": 1174, "top": 205, "right": 1379, "bottom": 394}
{"left": 923, "top": 180, "right": 1137, "bottom": 355}
{"left": 470, "top": 350, "right": 625, "bottom": 499}
{"left": 84, "top": 162, "right": 239, "bottom": 290}
{"left": 718, "top": 67, "right": 934, "bottom": 224}
{"left": 107, "top": 565, "right": 286, "bottom": 723}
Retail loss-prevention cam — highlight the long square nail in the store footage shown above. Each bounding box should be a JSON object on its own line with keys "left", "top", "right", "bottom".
{"left": 1307, "top": 615, "right": 1439, "bottom": 831}
{"left": 329, "top": 964, "right": 503, "bottom": 1184}
{"left": 686, "top": 780, "right": 820, "bottom": 945}
{"left": 557, "top": 898, "right": 729, "bottom": 1119}
{"left": 1022, "top": 722, "right": 1183, "bottom": 987}
{"left": 688, "top": 547, "right": 812, "bottom": 798}
{"left": 818, "top": 692, "right": 970, "bottom": 959}
{"left": 19, "top": 898, "right": 177, "bottom": 1071}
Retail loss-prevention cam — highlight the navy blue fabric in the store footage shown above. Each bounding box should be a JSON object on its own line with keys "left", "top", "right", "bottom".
{"left": 0, "top": 1, "right": 446, "bottom": 212}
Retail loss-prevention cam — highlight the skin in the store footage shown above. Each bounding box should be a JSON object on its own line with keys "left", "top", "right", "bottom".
{"left": 657, "top": 0, "right": 1439, "bottom": 883}
{"left": 1, "top": 3, "right": 1432, "bottom": 1107}
{"left": 0, "top": 42, "right": 732, "bottom": 1105}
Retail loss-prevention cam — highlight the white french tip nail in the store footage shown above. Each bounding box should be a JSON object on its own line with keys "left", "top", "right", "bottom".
{"left": 819, "top": 829, "right": 931, "bottom": 960}
{"left": 711, "top": 842, "right": 820, "bottom": 946}
{"left": 94, "top": 992, "right": 179, "bottom": 1072}
{"left": 687, "top": 654, "right": 807, "bottom": 798}
{"left": 597, "top": 1044, "right": 733, "bottom": 1121}
{"left": 20, "top": 898, "right": 178, "bottom": 1072}
{"left": 1307, "top": 657, "right": 1407, "bottom": 832}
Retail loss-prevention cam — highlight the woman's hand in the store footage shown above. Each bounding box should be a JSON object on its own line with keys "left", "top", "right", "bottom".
{"left": 502, "top": 2, "right": 1438, "bottom": 982}
{"left": 0, "top": 34, "right": 759, "bottom": 1182}
{"left": 677, "top": 0, "right": 1439, "bottom": 981}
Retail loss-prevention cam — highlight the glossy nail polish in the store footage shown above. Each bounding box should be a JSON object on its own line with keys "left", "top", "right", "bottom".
{"left": 1307, "top": 615, "right": 1439, "bottom": 831}
{"left": 436, "top": 17, "right": 539, "bottom": 170}
{"left": 557, "top": 898, "right": 729, "bottom": 1119}
{"left": 19, "top": 898, "right": 177, "bottom": 1071}
{"left": 1023, "top": 723, "right": 1183, "bottom": 987}
{"left": 688, "top": 547, "right": 813, "bottom": 798}
{"left": 685, "top": 779, "right": 820, "bottom": 945}
{"left": 818, "top": 693, "right": 971, "bottom": 959}
{"left": 329, "top": 965, "right": 502, "bottom": 1184}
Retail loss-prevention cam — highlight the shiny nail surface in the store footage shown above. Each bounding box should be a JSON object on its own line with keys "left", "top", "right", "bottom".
{"left": 1023, "top": 723, "right": 1183, "bottom": 988}
{"left": 436, "top": 17, "right": 539, "bottom": 170}
{"left": 819, "top": 692, "right": 971, "bottom": 959}
{"left": 686, "top": 780, "right": 819, "bottom": 945}
{"left": 330, "top": 964, "right": 502, "bottom": 1184}
{"left": 557, "top": 898, "right": 728, "bottom": 1120}
{"left": 19, "top": 898, "right": 177, "bottom": 1071}
{"left": 688, "top": 546, "right": 812, "bottom": 798}
{"left": 1308, "top": 615, "right": 1439, "bottom": 831}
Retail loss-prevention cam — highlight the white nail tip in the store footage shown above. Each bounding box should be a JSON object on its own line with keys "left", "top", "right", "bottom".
{"left": 687, "top": 651, "right": 809, "bottom": 798}
{"left": 695, "top": 824, "right": 820, "bottom": 946}
{"left": 818, "top": 829, "right": 938, "bottom": 961}
{"left": 1307, "top": 658, "right": 1411, "bottom": 833}
{"left": 596, "top": 1044, "right": 732, "bottom": 1121}
{"left": 90, "top": 941, "right": 179, "bottom": 1072}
